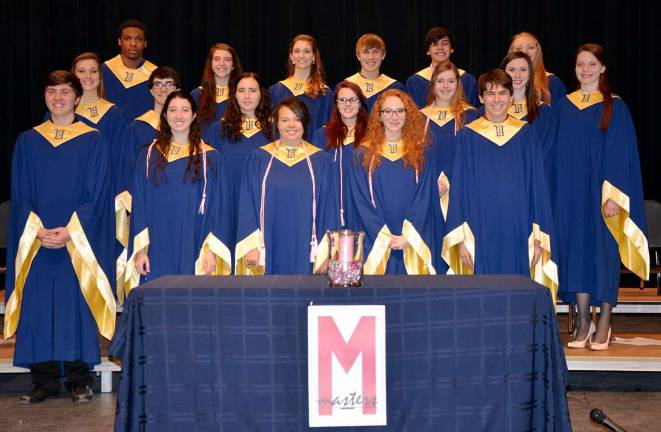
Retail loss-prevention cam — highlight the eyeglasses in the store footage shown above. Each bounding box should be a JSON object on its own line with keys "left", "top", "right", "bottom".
{"left": 152, "top": 81, "right": 178, "bottom": 90}
{"left": 380, "top": 108, "right": 406, "bottom": 116}
{"left": 337, "top": 97, "right": 360, "bottom": 105}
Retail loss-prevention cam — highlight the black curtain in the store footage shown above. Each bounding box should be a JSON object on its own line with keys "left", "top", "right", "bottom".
{"left": 2, "top": 0, "right": 659, "bottom": 203}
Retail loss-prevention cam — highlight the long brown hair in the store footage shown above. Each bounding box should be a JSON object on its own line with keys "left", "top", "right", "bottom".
{"left": 500, "top": 51, "right": 540, "bottom": 123}
{"left": 71, "top": 52, "right": 105, "bottom": 98}
{"left": 198, "top": 43, "right": 243, "bottom": 124}
{"left": 425, "top": 62, "right": 468, "bottom": 129}
{"left": 221, "top": 72, "right": 272, "bottom": 142}
{"left": 509, "top": 32, "right": 551, "bottom": 103}
{"left": 325, "top": 81, "right": 368, "bottom": 150}
{"left": 361, "top": 89, "right": 429, "bottom": 173}
{"left": 151, "top": 91, "right": 207, "bottom": 184}
{"left": 286, "top": 34, "right": 328, "bottom": 99}
{"left": 576, "top": 43, "right": 613, "bottom": 131}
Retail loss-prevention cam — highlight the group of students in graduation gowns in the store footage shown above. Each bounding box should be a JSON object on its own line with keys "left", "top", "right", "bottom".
{"left": 4, "top": 20, "right": 653, "bottom": 404}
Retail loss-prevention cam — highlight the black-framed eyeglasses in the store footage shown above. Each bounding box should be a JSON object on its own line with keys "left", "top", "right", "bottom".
{"left": 380, "top": 108, "right": 406, "bottom": 116}
{"left": 337, "top": 97, "right": 360, "bottom": 105}
{"left": 152, "top": 81, "right": 178, "bottom": 90}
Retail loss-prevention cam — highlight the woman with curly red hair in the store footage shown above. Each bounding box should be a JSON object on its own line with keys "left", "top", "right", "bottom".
{"left": 347, "top": 89, "right": 441, "bottom": 275}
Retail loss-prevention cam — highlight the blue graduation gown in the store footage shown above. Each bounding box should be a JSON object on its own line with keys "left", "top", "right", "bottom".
{"left": 550, "top": 91, "right": 648, "bottom": 305}
{"left": 311, "top": 126, "right": 360, "bottom": 228}
{"left": 344, "top": 73, "right": 406, "bottom": 111}
{"left": 191, "top": 85, "right": 230, "bottom": 135}
{"left": 235, "top": 142, "right": 339, "bottom": 275}
{"left": 268, "top": 79, "right": 334, "bottom": 140}
{"left": 204, "top": 119, "right": 270, "bottom": 265}
{"left": 5, "top": 121, "right": 114, "bottom": 367}
{"left": 123, "top": 142, "right": 232, "bottom": 295}
{"left": 442, "top": 116, "right": 558, "bottom": 297}
{"left": 421, "top": 104, "right": 479, "bottom": 221}
{"left": 548, "top": 74, "right": 567, "bottom": 105}
{"left": 116, "top": 110, "right": 160, "bottom": 200}
{"left": 405, "top": 66, "right": 479, "bottom": 108}
{"left": 347, "top": 142, "right": 441, "bottom": 275}
{"left": 102, "top": 55, "right": 157, "bottom": 121}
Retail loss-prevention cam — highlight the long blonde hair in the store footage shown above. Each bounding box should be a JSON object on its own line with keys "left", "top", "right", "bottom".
{"left": 361, "top": 89, "right": 429, "bottom": 173}
{"left": 425, "top": 62, "right": 468, "bottom": 129}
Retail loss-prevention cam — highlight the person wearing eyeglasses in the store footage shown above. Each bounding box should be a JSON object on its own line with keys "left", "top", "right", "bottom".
{"left": 204, "top": 72, "right": 273, "bottom": 267}
{"left": 123, "top": 91, "right": 232, "bottom": 298}
{"left": 268, "top": 34, "right": 334, "bottom": 140}
{"left": 235, "top": 98, "right": 339, "bottom": 275}
{"left": 102, "top": 19, "right": 157, "bottom": 121}
{"left": 406, "top": 26, "right": 478, "bottom": 109}
{"left": 312, "top": 81, "right": 369, "bottom": 228}
{"left": 420, "top": 62, "right": 478, "bottom": 222}
{"left": 344, "top": 33, "right": 405, "bottom": 112}
{"left": 442, "top": 70, "right": 557, "bottom": 301}
{"left": 192, "top": 43, "right": 243, "bottom": 134}
{"left": 347, "top": 89, "right": 440, "bottom": 275}
{"left": 118, "top": 66, "right": 181, "bottom": 189}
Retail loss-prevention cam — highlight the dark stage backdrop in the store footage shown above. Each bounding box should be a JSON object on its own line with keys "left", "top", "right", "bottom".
{"left": 2, "top": 0, "right": 659, "bottom": 203}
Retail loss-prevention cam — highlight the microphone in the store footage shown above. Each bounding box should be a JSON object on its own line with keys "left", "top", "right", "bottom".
{"left": 590, "top": 408, "right": 626, "bottom": 432}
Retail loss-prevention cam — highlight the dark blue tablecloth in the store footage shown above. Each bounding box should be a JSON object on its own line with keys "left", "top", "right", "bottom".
{"left": 109, "top": 275, "right": 571, "bottom": 432}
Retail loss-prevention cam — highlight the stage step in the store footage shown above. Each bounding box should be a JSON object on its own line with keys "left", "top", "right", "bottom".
{"left": 0, "top": 338, "right": 120, "bottom": 393}
{"left": 563, "top": 332, "right": 661, "bottom": 372}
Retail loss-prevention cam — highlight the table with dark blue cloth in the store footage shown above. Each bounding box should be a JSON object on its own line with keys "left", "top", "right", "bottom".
{"left": 109, "top": 275, "right": 571, "bottom": 432}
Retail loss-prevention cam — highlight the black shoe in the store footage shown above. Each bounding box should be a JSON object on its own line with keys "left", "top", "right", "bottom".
{"left": 70, "top": 384, "right": 93, "bottom": 403}
{"left": 19, "top": 386, "right": 60, "bottom": 404}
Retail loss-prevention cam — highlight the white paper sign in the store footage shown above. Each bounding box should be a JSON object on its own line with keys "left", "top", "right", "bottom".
{"left": 308, "top": 305, "right": 387, "bottom": 427}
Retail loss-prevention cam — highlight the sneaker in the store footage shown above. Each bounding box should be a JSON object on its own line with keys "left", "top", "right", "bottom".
{"left": 70, "top": 384, "right": 93, "bottom": 403}
{"left": 19, "top": 386, "right": 60, "bottom": 404}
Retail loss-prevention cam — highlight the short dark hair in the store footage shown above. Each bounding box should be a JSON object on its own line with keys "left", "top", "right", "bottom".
{"left": 478, "top": 69, "right": 513, "bottom": 97}
{"left": 148, "top": 66, "right": 182, "bottom": 89}
{"left": 424, "top": 26, "right": 454, "bottom": 50}
{"left": 272, "top": 97, "right": 310, "bottom": 140}
{"left": 45, "top": 70, "right": 82, "bottom": 96}
{"left": 118, "top": 19, "right": 148, "bottom": 40}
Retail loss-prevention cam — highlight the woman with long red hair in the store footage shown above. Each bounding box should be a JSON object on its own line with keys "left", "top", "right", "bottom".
{"left": 551, "top": 44, "right": 649, "bottom": 351}
{"left": 268, "top": 34, "right": 334, "bottom": 139}
{"left": 347, "top": 89, "right": 441, "bottom": 275}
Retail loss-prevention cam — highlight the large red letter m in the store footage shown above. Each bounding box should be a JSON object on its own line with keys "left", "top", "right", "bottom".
{"left": 317, "top": 316, "right": 376, "bottom": 415}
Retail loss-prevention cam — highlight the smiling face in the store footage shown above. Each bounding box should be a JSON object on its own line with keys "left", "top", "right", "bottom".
{"left": 45, "top": 84, "right": 80, "bottom": 118}
{"left": 150, "top": 77, "right": 179, "bottom": 107}
{"left": 118, "top": 26, "right": 146, "bottom": 61}
{"left": 74, "top": 59, "right": 101, "bottom": 94}
{"left": 511, "top": 34, "right": 538, "bottom": 64}
{"left": 336, "top": 87, "right": 361, "bottom": 122}
{"left": 212, "top": 49, "right": 234, "bottom": 81}
{"left": 504, "top": 58, "right": 530, "bottom": 93}
{"left": 575, "top": 50, "right": 605, "bottom": 91}
{"left": 289, "top": 40, "right": 314, "bottom": 70}
{"left": 357, "top": 47, "right": 385, "bottom": 75}
{"left": 427, "top": 37, "right": 453, "bottom": 65}
{"left": 480, "top": 83, "right": 512, "bottom": 122}
{"left": 165, "top": 96, "right": 195, "bottom": 135}
{"left": 235, "top": 77, "right": 261, "bottom": 116}
{"left": 434, "top": 69, "right": 458, "bottom": 104}
{"left": 277, "top": 105, "right": 304, "bottom": 144}
{"left": 380, "top": 95, "right": 407, "bottom": 136}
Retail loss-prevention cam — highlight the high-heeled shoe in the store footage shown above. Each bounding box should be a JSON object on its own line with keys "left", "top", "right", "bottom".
{"left": 590, "top": 327, "right": 612, "bottom": 351}
{"left": 567, "top": 321, "right": 596, "bottom": 348}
